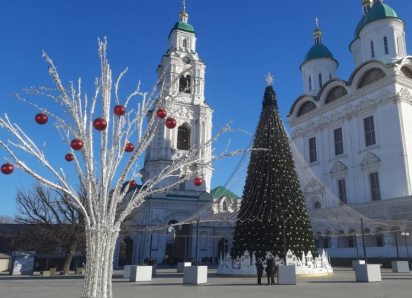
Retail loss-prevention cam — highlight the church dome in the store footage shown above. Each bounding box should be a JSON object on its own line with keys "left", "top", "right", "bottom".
{"left": 303, "top": 43, "right": 335, "bottom": 64}
{"left": 169, "top": 21, "right": 196, "bottom": 38}
{"left": 353, "top": 2, "right": 399, "bottom": 40}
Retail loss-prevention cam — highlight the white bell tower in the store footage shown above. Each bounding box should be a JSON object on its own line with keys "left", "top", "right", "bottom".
{"left": 142, "top": 2, "right": 214, "bottom": 194}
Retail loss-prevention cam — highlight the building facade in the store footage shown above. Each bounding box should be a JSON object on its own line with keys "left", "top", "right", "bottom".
{"left": 288, "top": 0, "right": 412, "bottom": 260}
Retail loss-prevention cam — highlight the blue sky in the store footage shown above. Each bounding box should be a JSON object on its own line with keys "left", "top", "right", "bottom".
{"left": 0, "top": 0, "right": 411, "bottom": 216}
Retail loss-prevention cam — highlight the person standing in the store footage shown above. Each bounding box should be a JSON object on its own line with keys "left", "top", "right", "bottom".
{"left": 266, "top": 256, "right": 276, "bottom": 285}
{"left": 255, "top": 258, "right": 264, "bottom": 285}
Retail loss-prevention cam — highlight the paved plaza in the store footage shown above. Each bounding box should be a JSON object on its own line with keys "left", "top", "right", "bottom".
{"left": 0, "top": 267, "right": 410, "bottom": 298}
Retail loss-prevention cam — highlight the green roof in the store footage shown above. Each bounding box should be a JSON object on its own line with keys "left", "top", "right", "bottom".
{"left": 168, "top": 22, "right": 196, "bottom": 38}
{"left": 211, "top": 186, "right": 241, "bottom": 200}
{"left": 302, "top": 43, "right": 337, "bottom": 67}
{"left": 352, "top": 3, "right": 399, "bottom": 43}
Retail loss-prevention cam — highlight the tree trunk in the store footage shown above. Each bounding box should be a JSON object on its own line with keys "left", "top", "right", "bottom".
{"left": 62, "top": 245, "right": 76, "bottom": 275}
{"left": 82, "top": 226, "right": 119, "bottom": 298}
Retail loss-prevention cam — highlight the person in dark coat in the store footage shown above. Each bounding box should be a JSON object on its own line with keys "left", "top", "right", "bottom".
{"left": 255, "top": 258, "right": 264, "bottom": 285}
{"left": 265, "top": 255, "right": 277, "bottom": 285}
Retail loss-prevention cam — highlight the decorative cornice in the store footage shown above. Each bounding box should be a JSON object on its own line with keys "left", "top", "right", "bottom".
{"left": 291, "top": 89, "right": 395, "bottom": 139}
{"left": 329, "top": 161, "right": 348, "bottom": 175}
{"left": 398, "top": 88, "right": 412, "bottom": 104}
{"left": 290, "top": 75, "right": 398, "bottom": 127}
{"left": 359, "top": 152, "right": 381, "bottom": 168}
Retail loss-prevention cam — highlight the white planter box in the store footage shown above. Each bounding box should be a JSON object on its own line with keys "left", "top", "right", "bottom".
{"left": 123, "top": 265, "right": 132, "bottom": 279}
{"left": 277, "top": 265, "right": 296, "bottom": 285}
{"left": 392, "top": 261, "right": 410, "bottom": 273}
{"left": 129, "top": 266, "right": 152, "bottom": 282}
{"left": 177, "top": 262, "right": 192, "bottom": 273}
{"left": 355, "top": 264, "right": 381, "bottom": 282}
{"left": 352, "top": 260, "right": 365, "bottom": 271}
{"left": 183, "top": 266, "right": 207, "bottom": 284}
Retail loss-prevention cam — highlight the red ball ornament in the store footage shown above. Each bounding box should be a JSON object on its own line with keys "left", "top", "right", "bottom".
{"left": 114, "top": 105, "right": 126, "bottom": 116}
{"left": 65, "top": 153, "right": 74, "bottom": 162}
{"left": 35, "top": 112, "right": 48, "bottom": 125}
{"left": 165, "top": 118, "right": 177, "bottom": 129}
{"left": 156, "top": 109, "right": 167, "bottom": 119}
{"left": 1, "top": 163, "right": 14, "bottom": 175}
{"left": 194, "top": 177, "right": 203, "bottom": 186}
{"left": 70, "top": 139, "right": 83, "bottom": 151}
{"left": 125, "top": 143, "right": 134, "bottom": 153}
{"left": 93, "top": 117, "right": 107, "bottom": 131}
{"left": 129, "top": 180, "right": 137, "bottom": 187}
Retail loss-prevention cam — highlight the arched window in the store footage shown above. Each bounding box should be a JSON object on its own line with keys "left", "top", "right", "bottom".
{"left": 325, "top": 86, "right": 348, "bottom": 104}
{"left": 375, "top": 228, "right": 385, "bottom": 247}
{"left": 358, "top": 68, "right": 386, "bottom": 89}
{"left": 297, "top": 101, "right": 316, "bottom": 117}
{"left": 384, "top": 37, "right": 388, "bottom": 54}
{"left": 183, "top": 39, "right": 187, "bottom": 48}
{"left": 319, "top": 73, "right": 323, "bottom": 88}
{"left": 337, "top": 230, "right": 347, "bottom": 248}
{"left": 348, "top": 229, "right": 357, "bottom": 248}
{"left": 179, "top": 75, "right": 191, "bottom": 93}
{"left": 314, "top": 201, "right": 321, "bottom": 209}
{"left": 222, "top": 201, "right": 228, "bottom": 211}
{"left": 309, "top": 76, "right": 312, "bottom": 91}
{"left": 177, "top": 125, "right": 190, "bottom": 150}
{"left": 371, "top": 41, "right": 375, "bottom": 58}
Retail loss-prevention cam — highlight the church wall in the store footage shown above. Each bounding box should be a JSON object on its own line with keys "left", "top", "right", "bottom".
{"left": 290, "top": 81, "right": 410, "bottom": 204}
{"left": 396, "top": 87, "right": 412, "bottom": 196}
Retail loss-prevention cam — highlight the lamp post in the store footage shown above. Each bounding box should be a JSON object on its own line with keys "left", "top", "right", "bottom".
{"left": 401, "top": 232, "right": 410, "bottom": 266}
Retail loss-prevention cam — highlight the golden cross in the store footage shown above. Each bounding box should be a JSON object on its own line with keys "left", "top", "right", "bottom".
{"left": 315, "top": 18, "right": 319, "bottom": 29}
{"left": 183, "top": 0, "right": 186, "bottom": 11}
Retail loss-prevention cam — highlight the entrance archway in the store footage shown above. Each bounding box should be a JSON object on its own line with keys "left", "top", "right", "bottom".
{"left": 118, "top": 236, "right": 133, "bottom": 267}
{"left": 165, "top": 220, "right": 191, "bottom": 264}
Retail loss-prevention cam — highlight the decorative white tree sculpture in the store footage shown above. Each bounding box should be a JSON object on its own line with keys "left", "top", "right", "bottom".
{"left": 0, "top": 39, "right": 248, "bottom": 298}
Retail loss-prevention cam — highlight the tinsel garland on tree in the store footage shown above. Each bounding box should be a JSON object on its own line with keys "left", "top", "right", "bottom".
{"left": 230, "top": 85, "right": 317, "bottom": 259}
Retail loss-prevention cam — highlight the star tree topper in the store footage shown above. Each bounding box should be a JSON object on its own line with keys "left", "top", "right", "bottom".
{"left": 265, "top": 72, "right": 274, "bottom": 86}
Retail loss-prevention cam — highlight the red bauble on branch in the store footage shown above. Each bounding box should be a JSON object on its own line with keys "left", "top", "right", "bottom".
{"left": 93, "top": 117, "right": 108, "bottom": 131}
{"left": 125, "top": 143, "right": 134, "bottom": 153}
{"left": 129, "top": 180, "right": 137, "bottom": 187}
{"left": 35, "top": 112, "right": 48, "bottom": 125}
{"left": 1, "top": 163, "right": 14, "bottom": 175}
{"left": 70, "top": 139, "right": 83, "bottom": 151}
{"left": 194, "top": 177, "right": 203, "bottom": 186}
{"left": 165, "top": 118, "right": 177, "bottom": 129}
{"left": 65, "top": 153, "right": 74, "bottom": 162}
{"left": 114, "top": 105, "right": 126, "bottom": 116}
{"left": 156, "top": 109, "right": 167, "bottom": 119}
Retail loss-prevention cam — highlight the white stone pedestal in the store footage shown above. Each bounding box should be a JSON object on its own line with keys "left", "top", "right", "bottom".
{"left": 129, "top": 266, "right": 152, "bottom": 282}
{"left": 177, "top": 262, "right": 192, "bottom": 273}
{"left": 392, "top": 261, "right": 410, "bottom": 273}
{"left": 352, "top": 260, "right": 365, "bottom": 271}
{"left": 183, "top": 266, "right": 207, "bottom": 284}
{"left": 123, "top": 265, "right": 132, "bottom": 279}
{"left": 277, "top": 265, "right": 296, "bottom": 285}
{"left": 355, "top": 264, "right": 381, "bottom": 282}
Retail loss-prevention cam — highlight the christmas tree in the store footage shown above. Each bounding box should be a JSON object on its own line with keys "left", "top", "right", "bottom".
{"left": 231, "top": 77, "right": 317, "bottom": 259}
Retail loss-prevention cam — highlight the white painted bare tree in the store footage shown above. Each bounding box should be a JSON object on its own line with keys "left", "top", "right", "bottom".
{"left": 0, "top": 39, "right": 249, "bottom": 298}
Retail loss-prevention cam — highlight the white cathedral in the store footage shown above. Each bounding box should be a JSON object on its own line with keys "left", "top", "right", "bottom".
{"left": 114, "top": 0, "right": 412, "bottom": 268}
{"left": 289, "top": 0, "right": 412, "bottom": 261}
